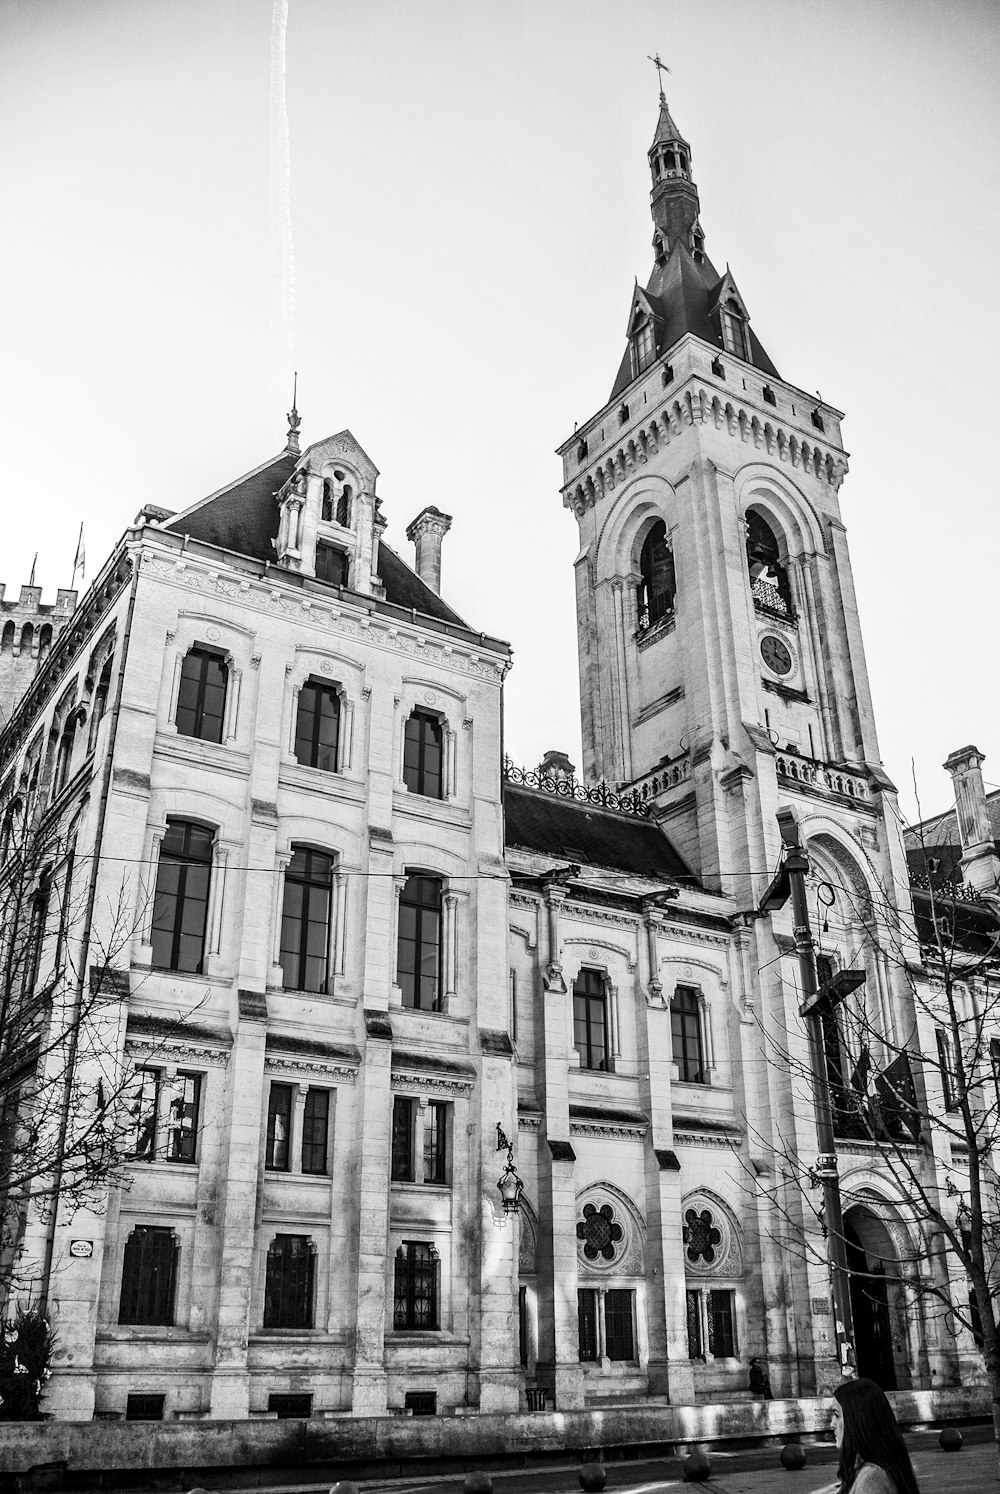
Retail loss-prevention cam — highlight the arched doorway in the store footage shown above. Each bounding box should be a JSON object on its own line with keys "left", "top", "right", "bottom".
{"left": 844, "top": 1207, "right": 906, "bottom": 1390}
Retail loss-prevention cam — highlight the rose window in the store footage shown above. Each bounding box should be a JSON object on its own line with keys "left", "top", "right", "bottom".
{"left": 577, "top": 1202, "right": 624, "bottom": 1262}
{"left": 684, "top": 1208, "right": 722, "bottom": 1265}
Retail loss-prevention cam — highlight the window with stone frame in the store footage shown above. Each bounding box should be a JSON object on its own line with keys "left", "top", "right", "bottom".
{"left": 671, "top": 985, "right": 706, "bottom": 1084}
{"left": 393, "top": 1241, "right": 439, "bottom": 1330}
{"left": 403, "top": 709, "right": 444, "bottom": 799}
{"left": 683, "top": 1195, "right": 743, "bottom": 1362}
{"left": 164, "top": 1073, "right": 201, "bottom": 1163}
{"left": 151, "top": 819, "right": 213, "bottom": 974}
{"left": 118, "top": 1226, "right": 179, "bottom": 1326}
{"left": 21, "top": 867, "right": 52, "bottom": 994}
{"left": 88, "top": 656, "right": 114, "bottom": 752}
{"left": 279, "top": 846, "right": 334, "bottom": 994}
{"left": 266, "top": 1082, "right": 293, "bottom": 1171}
{"left": 397, "top": 873, "right": 443, "bottom": 1011}
{"left": 573, "top": 968, "right": 612, "bottom": 1072}
{"left": 745, "top": 509, "right": 793, "bottom": 618}
{"left": 721, "top": 298, "right": 750, "bottom": 361}
{"left": 576, "top": 1287, "right": 636, "bottom": 1362}
{"left": 315, "top": 542, "right": 349, "bottom": 587}
{"left": 391, "top": 1096, "right": 449, "bottom": 1185}
{"left": 391, "top": 1095, "right": 415, "bottom": 1181}
{"left": 686, "top": 1287, "right": 737, "bottom": 1360}
{"left": 636, "top": 520, "right": 675, "bottom": 632}
{"left": 175, "top": 645, "right": 228, "bottom": 744}
{"left": 422, "top": 1100, "right": 447, "bottom": 1184}
{"left": 294, "top": 679, "right": 341, "bottom": 773}
{"left": 51, "top": 711, "right": 80, "bottom": 798}
{"left": 263, "top": 1234, "right": 315, "bottom": 1330}
{"left": 301, "top": 1087, "right": 330, "bottom": 1175}
{"left": 630, "top": 318, "right": 656, "bottom": 377}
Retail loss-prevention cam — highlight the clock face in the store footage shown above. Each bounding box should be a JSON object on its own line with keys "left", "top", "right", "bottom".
{"left": 760, "top": 635, "right": 793, "bottom": 676}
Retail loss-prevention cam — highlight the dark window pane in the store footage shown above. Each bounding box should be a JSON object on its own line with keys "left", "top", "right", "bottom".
{"left": 391, "top": 1096, "right": 414, "bottom": 1181}
{"left": 577, "top": 1288, "right": 598, "bottom": 1361}
{"left": 393, "top": 1241, "right": 439, "bottom": 1330}
{"left": 636, "top": 520, "right": 676, "bottom": 630}
{"left": 671, "top": 985, "right": 705, "bottom": 1084}
{"left": 316, "top": 544, "right": 349, "bottom": 586}
{"left": 709, "top": 1289, "right": 736, "bottom": 1357}
{"left": 279, "top": 847, "right": 333, "bottom": 993}
{"left": 605, "top": 1288, "right": 635, "bottom": 1360}
{"left": 165, "top": 1074, "right": 200, "bottom": 1163}
{"left": 573, "top": 969, "right": 610, "bottom": 1072}
{"left": 267, "top": 1084, "right": 292, "bottom": 1170}
{"left": 264, "top": 1235, "right": 314, "bottom": 1329}
{"left": 301, "top": 1088, "right": 329, "bottom": 1175}
{"left": 423, "top": 1101, "right": 446, "bottom": 1184}
{"left": 151, "top": 820, "right": 213, "bottom": 974}
{"left": 294, "top": 680, "right": 341, "bottom": 773}
{"left": 268, "top": 1392, "right": 313, "bottom": 1418}
{"left": 397, "top": 875, "right": 442, "bottom": 1011}
{"left": 176, "top": 647, "right": 228, "bottom": 743}
{"left": 125, "top": 1393, "right": 165, "bottom": 1421}
{"left": 119, "top": 1227, "right": 178, "bottom": 1326}
{"left": 130, "top": 1067, "right": 160, "bottom": 1159}
{"left": 686, "top": 1289, "right": 703, "bottom": 1358}
{"left": 403, "top": 711, "right": 444, "bottom": 799}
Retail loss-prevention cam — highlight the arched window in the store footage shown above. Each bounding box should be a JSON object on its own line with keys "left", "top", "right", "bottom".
{"left": 321, "top": 480, "right": 335, "bottom": 522}
{"left": 151, "top": 819, "right": 213, "bottom": 973}
{"left": 21, "top": 866, "right": 52, "bottom": 994}
{"left": 631, "top": 319, "right": 656, "bottom": 377}
{"left": 745, "top": 510, "right": 792, "bottom": 617}
{"left": 721, "top": 298, "right": 750, "bottom": 361}
{"left": 38, "top": 624, "right": 53, "bottom": 659}
{"left": 403, "top": 709, "right": 443, "bottom": 798}
{"left": 671, "top": 985, "right": 706, "bottom": 1084}
{"left": 336, "top": 483, "right": 352, "bottom": 527}
{"left": 51, "top": 714, "right": 78, "bottom": 799}
{"left": 294, "top": 679, "right": 341, "bottom": 772}
{"left": 1, "top": 621, "right": 14, "bottom": 653}
{"left": 279, "top": 846, "right": 334, "bottom": 993}
{"left": 573, "top": 968, "right": 612, "bottom": 1072}
{"left": 176, "top": 645, "right": 228, "bottom": 743}
{"left": 118, "top": 1226, "right": 179, "bottom": 1326}
{"left": 88, "top": 656, "right": 113, "bottom": 752}
{"left": 264, "top": 1235, "right": 315, "bottom": 1329}
{"left": 397, "top": 873, "right": 442, "bottom": 1011}
{"left": 20, "top": 623, "right": 33, "bottom": 656}
{"left": 636, "top": 521, "right": 676, "bottom": 631}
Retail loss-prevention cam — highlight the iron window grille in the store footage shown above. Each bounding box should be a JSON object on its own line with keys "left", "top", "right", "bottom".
{"left": 151, "top": 819, "right": 213, "bottom": 974}
{"left": 393, "top": 1242, "right": 440, "bottom": 1330}
{"left": 403, "top": 710, "right": 444, "bottom": 799}
{"left": 264, "top": 1235, "right": 316, "bottom": 1330}
{"left": 279, "top": 846, "right": 334, "bottom": 993}
{"left": 125, "top": 1393, "right": 165, "bottom": 1421}
{"left": 604, "top": 1288, "right": 636, "bottom": 1361}
{"left": 671, "top": 985, "right": 706, "bottom": 1084}
{"left": 301, "top": 1087, "right": 330, "bottom": 1175}
{"left": 391, "top": 1096, "right": 415, "bottom": 1181}
{"left": 397, "top": 874, "right": 443, "bottom": 1011}
{"left": 118, "top": 1226, "right": 179, "bottom": 1326}
{"left": 175, "top": 645, "right": 228, "bottom": 744}
{"left": 266, "top": 1083, "right": 293, "bottom": 1171}
{"left": 577, "top": 1288, "right": 598, "bottom": 1361}
{"left": 294, "top": 680, "right": 341, "bottom": 773}
{"left": 686, "top": 1287, "right": 737, "bottom": 1360}
{"left": 573, "top": 968, "right": 612, "bottom": 1072}
{"left": 315, "top": 543, "right": 349, "bottom": 587}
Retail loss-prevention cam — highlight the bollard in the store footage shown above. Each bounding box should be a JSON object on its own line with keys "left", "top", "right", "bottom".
{"left": 939, "top": 1426, "right": 963, "bottom": 1452}
{"left": 780, "top": 1443, "right": 807, "bottom": 1470}
{"left": 579, "top": 1462, "right": 607, "bottom": 1491}
{"left": 683, "top": 1449, "right": 712, "bottom": 1482}
{"left": 463, "top": 1473, "right": 494, "bottom": 1494}
{"left": 330, "top": 1484, "right": 361, "bottom": 1494}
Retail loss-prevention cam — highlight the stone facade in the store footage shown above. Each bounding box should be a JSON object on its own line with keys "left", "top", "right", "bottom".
{"left": 0, "top": 582, "right": 77, "bottom": 730}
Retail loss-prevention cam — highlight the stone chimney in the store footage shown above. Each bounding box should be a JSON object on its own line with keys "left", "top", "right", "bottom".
{"left": 943, "top": 745, "right": 1000, "bottom": 895}
{"left": 405, "top": 506, "right": 452, "bottom": 595}
{"left": 539, "top": 750, "right": 576, "bottom": 783}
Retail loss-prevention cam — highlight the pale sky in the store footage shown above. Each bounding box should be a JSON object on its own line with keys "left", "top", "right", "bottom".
{"left": 1, "top": 0, "right": 997, "bottom": 822}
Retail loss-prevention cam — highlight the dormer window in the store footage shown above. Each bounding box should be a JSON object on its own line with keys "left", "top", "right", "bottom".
{"left": 631, "top": 321, "right": 656, "bottom": 378}
{"left": 315, "top": 543, "right": 349, "bottom": 587}
{"left": 691, "top": 226, "right": 705, "bottom": 260}
{"left": 321, "top": 472, "right": 353, "bottom": 527}
{"left": 721, "top": 298, "right": 750, "bottom": 361}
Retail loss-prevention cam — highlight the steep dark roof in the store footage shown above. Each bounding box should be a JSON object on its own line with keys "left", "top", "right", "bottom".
{"left": 503, "top": 783, "right": 696, "bottom": 885}
{"left": 904, "top": 790, "right": 1000, "bottom": 854}
{"left": 911, "top": 888, "right": 999, "bottom": 960}
{"left": 161, "top": 451, "right": 468, "bottom": 628}
{"left": 610, "top": 244, "right": 780, "bottom": 402}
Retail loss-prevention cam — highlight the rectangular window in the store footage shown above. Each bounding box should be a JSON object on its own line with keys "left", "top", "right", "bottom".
{"left": 294, "top": 680, "right": 341, "bottom": 773}
{"left": 151, "top": 819, "right": 213, "bottom": 975}
{"left": 268, "top": 1392, "right": 313, "bottom": 1418}
{"left": 279, "top": 846, "right": 333, "bottom": 994}
{"left": 315, "top": 543, "right": 349, "bottom": 586}
{"left": 125, "top": 1393, "right": 165, "bottom": 1421}
{"left": 519, "top": 1284, "right": 529, "bottom": 1367}
{"left": 397, "top": 874, "right": 442, "bottom": 1011}
{"left": 175, "top": 645, "right": 228, "bottom": 744}
{"left": 404, "top": 1390, "right": 438, "bottom": 1416}
{"left": 422, "top": 1101, "right": 447, "bottom": 1185}
{"left": 686, "top": 1288, "right": 703, "bottom": 1359}
{"left": 708, "top": 1289, "right": 737, "bottom": 1358}
{"left": 118, "top": 1226, "right": 178, "bottom": 1326}
{"left": 130, "top": 1067, "right": 160, "bottom": 1159}
{"left": 403, "top": 710, "right": 444, "bottom": 799}
{"left": 605, "top": 1289, "right": 635, "bottom": 1361}
{"left": 164, "top": 1074, "right": 200, "bottom": 1164}
{"left": 266, "top": 1083, "right": 293, "bottom": 1171}
{"left": 509, "top": 968, "right": 518, "bottom": 1044}
{"left": 301, "top": 1088, "right": 329, "bottom": 1175}
{"left": 393, "top": 1241, "right": 439, "bottom": 1330}
{"left": 937, "top": 1029, "right": 959, "bottom": 1111}
{"left": 577, "top": 1288, "right": 598, "bottom": 1361}
{"left": 263, "top": 1235, "right": 315, "bottom": 1330}
{"left": 671, "top": 986, "right": 706, "bottom": 1084}
{"left": 573, "top": 969, "right": 611, "bottom": 1072}
{"left": 391, "top": 1096, "right": 414, "bottom": 1182}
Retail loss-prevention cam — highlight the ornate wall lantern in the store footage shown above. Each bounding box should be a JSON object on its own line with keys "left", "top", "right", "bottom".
{"left": 495, "top": 1123, "right": 524, "bottom": 1216}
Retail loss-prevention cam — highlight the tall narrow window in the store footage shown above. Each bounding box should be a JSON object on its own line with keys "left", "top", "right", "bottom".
{"left": 279, "top": 847, "right": 334, "bottom": 993}
{"left": 294, "top": 681, "right": 341, "bottom": 772}
{"left": 577, "top": 1288, "right": 598, "bottom": 1361}
{"left": 88, "top": 657, "right": 113, "bottom": 752}
{"left": 397, "top": 874, "right": 442, "bottom": 1011}
{"left": 164, "top": 1074, "right": 201, "bottom": 1164}
{"left": 631, "top": 319, "right": 655, "bottom": 376}
{"left": 746, "top": 510, "right": 792, "bottom": 617}
{"left": 391, "top": 1096, "right": 415, "bottom": 1181}
{"left": 686, "top": 1288, "right": 703, "bottom": 1359}
{"left": 721, "top": 298, "right": 750, "bottom": 360}
{"left": 130, "top": 1068, "right": 160, "bottom": 1159}
{"left": 708, "top": 1289, "right": 737, "bottom": 1357}
{"left": 671, "top": 985, "right": 706, "bottom": 1084}
{"left": 119, "top": 1226, "right": 179, "bottom": 1326}
{"left": 301, "top": 1088, "right": 330, "bottom": 1175}
{"left": 393, "top": 1241, "right": 439, "bottom": 1330}
{"left": 22, "top": 869, "right": 52, "bottom": 993}
{"left": 423, "top": 1101, "right": 447, "bottom": 1184}
{"left": 264, "top": 1235, "right": 315, "bottom": 1330}
{"left": 266, "top": 1083, "right": 293, "bottom": 1171}
{"left": 151, "top": 820, "right": 213, "bottom": 974}
{"left": 52, "top": 716, "right": 78, "bottom": 798}
{"left": 605, "top": 1289, "right": 636, "bottom": 1361}
{"left": 175, "top": 646, "right": 228, "bottom": 743}
{"left": 937, "top": 1028, "right": 959, "bottom": 1112}
{"left": 636, "top": 520, "right": 675, "bottom": 631}
{"left": 573, "top": 968, "right": 611, "bottom": 1072}
{"left": 403, "top": 710, "right": 444, "bottom": 798}
{"left": 336, "top": 483, "right": 352, "bottom": 527}
{"left": 315, "top": 543, "right": 349, "bottom": 586}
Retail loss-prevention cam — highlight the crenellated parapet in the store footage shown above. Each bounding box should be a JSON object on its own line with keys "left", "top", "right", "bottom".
{"left": 0, "top": 580, "right": 78, "bottom": 726}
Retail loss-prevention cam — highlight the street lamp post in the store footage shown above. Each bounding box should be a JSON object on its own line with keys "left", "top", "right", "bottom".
{"left": 760, "top": 806, "right": 857, "bottom": 1380}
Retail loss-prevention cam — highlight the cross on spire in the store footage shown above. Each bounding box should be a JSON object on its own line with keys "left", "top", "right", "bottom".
{"left": 647, "top": 52, "right": 670, "bottom": 100}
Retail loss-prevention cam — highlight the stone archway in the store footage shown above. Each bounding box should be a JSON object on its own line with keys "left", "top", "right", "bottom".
{"left": 844, "top": 1204, "right": 910, "bottom": 1390}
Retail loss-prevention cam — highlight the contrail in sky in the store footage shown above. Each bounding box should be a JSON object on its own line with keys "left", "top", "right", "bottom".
{"left": 269, "top": 0, "right": 296, "bottom": 414}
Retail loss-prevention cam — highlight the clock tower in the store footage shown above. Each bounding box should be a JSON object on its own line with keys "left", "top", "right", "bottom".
{"left": 558, "top": 85, "right": 905, "bottom": 909}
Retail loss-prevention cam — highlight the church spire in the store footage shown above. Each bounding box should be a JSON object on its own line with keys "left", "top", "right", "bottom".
{"left": 647, "top": 87, "right": 702, "bottom": 263}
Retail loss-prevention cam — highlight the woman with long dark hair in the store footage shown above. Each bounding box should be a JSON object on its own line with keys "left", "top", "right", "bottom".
{"left": 831, "top": 1378, "right": 920, "bottom": 1493}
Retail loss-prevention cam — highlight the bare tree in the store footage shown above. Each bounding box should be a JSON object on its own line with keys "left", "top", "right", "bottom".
{"left": 747, "top": 816, "right": 1000, "bottom": 1464}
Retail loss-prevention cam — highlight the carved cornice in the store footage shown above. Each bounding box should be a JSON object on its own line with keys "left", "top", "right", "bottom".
{"left": 125, "top": 1038, "right": 230, "bottom": 1069}
{"left": 263, "top": 1055, "right": 357, "bottom": 1083}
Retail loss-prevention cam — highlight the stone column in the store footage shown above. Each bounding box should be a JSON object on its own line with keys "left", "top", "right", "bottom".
{"left": 944, "top": 745, "right": 1000, "bottom": 895}
{"left": 476, "top": 1038, "right": 522, "bottom": 1413}
{"left": 350, "top": 1010, "right": 393, "bottom": 1414}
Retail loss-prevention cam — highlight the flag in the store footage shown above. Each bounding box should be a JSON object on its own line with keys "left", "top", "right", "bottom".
{"left": 72, "top": 525, "right": 85, "bottom": 585}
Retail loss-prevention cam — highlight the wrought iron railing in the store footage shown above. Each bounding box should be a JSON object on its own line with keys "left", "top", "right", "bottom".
{"left": 636, "top": 592, "right": 675, "bottom": 635}
{"left": 502, "top": 757, "right": 650, "bottom": 818}
{"left": 909, "top": 872, "right": 985, "bottom": 905}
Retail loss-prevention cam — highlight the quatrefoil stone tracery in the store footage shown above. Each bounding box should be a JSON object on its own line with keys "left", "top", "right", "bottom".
{"left": 577, "top": 1202, "right": 624, "bottom": 1262}
{"left": 684, "top": 1207, "right": 722, "bottom": 1265}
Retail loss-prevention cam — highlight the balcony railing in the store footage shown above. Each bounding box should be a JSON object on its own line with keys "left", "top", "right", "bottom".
{"left": 752, "top": 576, "right": 794, "bottom": 621}
{"left": 775, "top": 749, "right": 871, "bottom": 805}
{"left": 503, "top": 758, "right": 650, "bottom": 818}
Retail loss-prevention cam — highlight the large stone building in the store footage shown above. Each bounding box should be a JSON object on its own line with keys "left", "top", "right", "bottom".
{"left": 1, "top": 93, "right": 995, "bottom": 1424}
